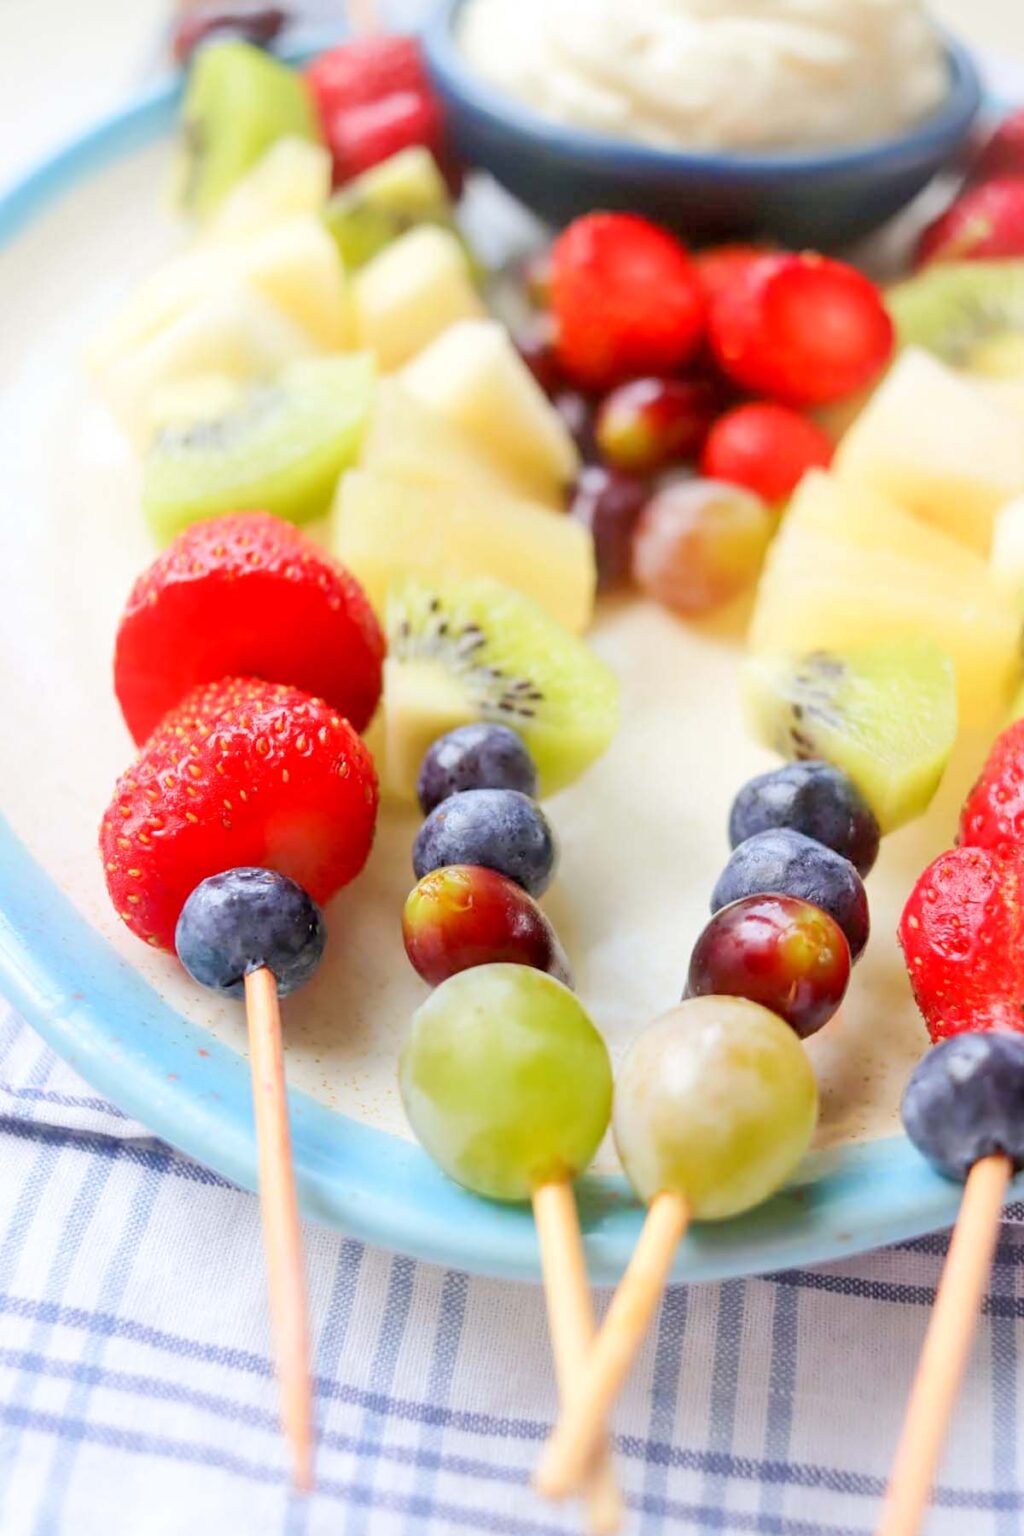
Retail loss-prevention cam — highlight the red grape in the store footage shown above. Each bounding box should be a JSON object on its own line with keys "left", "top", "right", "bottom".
{"left": 631, "top": 478, "right": 773, "bottom": 615}
{"left": 686, "top": 893, "right": 850, "bottom": 1038}
{"left": 172, "top": 4, "right": 287, "bottom": 64}
{"left": 570, "top": 465, "right": 649, "bottom": 591}
{"left": 516, "top": 322, "right": 564, "bottom": 398}
{"left": 402, "top": 865, "right": 571, "bottom": 987}
{"left": 595, "top": 377, "right": 719, "bottom": 474}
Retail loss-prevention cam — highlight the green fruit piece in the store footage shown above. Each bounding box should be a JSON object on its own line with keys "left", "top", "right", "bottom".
{"left": 177, "top": 42, "right": 318, "bottom": 222}
{"left": 400, "top": 964, "right": 612, "bottom": 1202}
{"left": 613, "top": 997, "right": 817, "bottom": 1221}
{"left": 743, "top": 638, "right": 957, "bottom": 833}
{"left": 887, "top": 261, "right": 1024, "bottom": 375}
{"left": 142, "top": 354, "right": 375, "bottom": 542}
{"left": 323, "top": 146, "right": 462, "bottom": 271}
{"left": 383, "top": 574, "right": 619, "bottom": 800}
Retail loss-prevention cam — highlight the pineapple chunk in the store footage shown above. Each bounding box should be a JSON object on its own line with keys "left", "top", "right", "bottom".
{"left": 95, "top": 282, "right": 317, "bottom": 445}
{"left": 991, "top": 494, "right": 1024, "bottom": 602}
{"left": 835, "top": 348, "right": 1024, "bottom": 555}
{"left": 201, "top": 137, "right": 332, "bottom": 243}
{"left": 361, "top": 380, "right": 529, "bottom": 498}
{"left": 399, "top": 319, "right": 579, "bottom": 505}
{"left": 353, "top": 226, "right": 483, "bottom": 370}
{"left": 331, "top": 469, "right": 595, "bottom": 632}
{"left": 749, "top": 469, "right": 1020, "bottom": 728}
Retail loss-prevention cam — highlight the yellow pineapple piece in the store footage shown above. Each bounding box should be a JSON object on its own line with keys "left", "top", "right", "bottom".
{"left": 399, "top": 319, "right": 578, "bottom": 505}
{"left": 353, "top": 226, "right": 484, "bottom": 370}
{"left": 201, "top": 137, "right": 332, "bottom": 243}
{"left": 835, "top": 347, "right": 1024, "bottom": 555}
{"left": 361, "top": 380, "right": 533, "bottom": 499}
{"left": 331, "top": 469, "right": 595, "bottom": 633}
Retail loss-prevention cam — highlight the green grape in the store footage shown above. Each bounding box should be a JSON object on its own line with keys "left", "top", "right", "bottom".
{"left": 613, "top": 996, "right": 818, "bottom": 1221}
{"left": 399, "top": 964, "right": 613, "bottom": 1202}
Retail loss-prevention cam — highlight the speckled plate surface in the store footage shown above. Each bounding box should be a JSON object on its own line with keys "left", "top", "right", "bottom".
{"left": 0, "top": 65, "right": 1018, "bottom": 1283}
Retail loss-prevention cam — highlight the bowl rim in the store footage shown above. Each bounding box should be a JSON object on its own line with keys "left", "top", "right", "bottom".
{"left": 424, "top": 0, "right": 983, "bottom": 179}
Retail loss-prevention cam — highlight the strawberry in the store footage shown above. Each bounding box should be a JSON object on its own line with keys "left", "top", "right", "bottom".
{"left": 324, "top": 90, "right": 450, "bottom": 188}
{"left": 693, "top": 243, "right": 773, "bottom": 307}
{"left": 101, "top": 678, "right": 378, "bottom": 951}
{"left": 915, "top": 177, "right": 1024, "bottom": 265}
{"left": 114, "top": 512, "right": 384, "bottom": 747}
{"left": 306, "top": 36, "right": 428, "bottom": 122}
{"left": 707, "top": 252, "right": 893, "bottom": 406}
{"left": 550, "top": 213, "right": 705, "bottom": 391}
{"left": 899, "top": 843, "right": 1024, "bottom": 1040}
{"left": 971, "top": 110, "right": 1024, "bottom": 183}
{"left": 959, "top": 719, "right": 1024, "bottom": 857}
{"left": 700, "top": 401, "right": 833, "bottom": 502}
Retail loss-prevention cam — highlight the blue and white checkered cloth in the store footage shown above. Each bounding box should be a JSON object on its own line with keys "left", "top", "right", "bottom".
{"left": 0, "top": 1003, "right": 1021, "bottom": 1536}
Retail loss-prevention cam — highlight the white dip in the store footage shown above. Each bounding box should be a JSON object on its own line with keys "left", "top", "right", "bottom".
{"left": 458, "top": 0, "right": 949, "bottom": 152}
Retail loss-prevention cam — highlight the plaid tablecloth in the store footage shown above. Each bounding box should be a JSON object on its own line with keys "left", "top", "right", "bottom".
{"left": 0, "top": 1003, "right": 1021, "bottom": 1536}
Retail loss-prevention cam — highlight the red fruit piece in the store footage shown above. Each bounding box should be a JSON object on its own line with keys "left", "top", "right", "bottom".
{"left": 916, "top": 177, "right": 1024, "bottom": 266}
{"left": 101, "top": 677, "right": 379, "bottom": 951}
{"left": 324, "top": 89, "right": 448, "bottom": 188}
{"left": 959, "top": 719, "right": 1024, "bottom": 857}
{"left": 114, "top": 511, "right": 384, "bottom": 746}
{"left": 700, "top": 401, "right": 833, "bottom": 502}
{"left": 550, "top": 213, "right": 705, "bottom": 391}
{"left": 971, "top": 110, "right": 1024, "bottom": 183}
{"left": 708, "top": 252, "right": 894, "bottom": 406}
{"left": 306, "top": 35, "right": 427, "bottom": 122}
{"left": 595, "top": 377, "right": 719, "bottom": 474}
{"left": 898, "top": 843, "right": 1024, "bottom": 1040}
{"left": 687, "top": 894, "right": 850, "bottom": 1040}
{"left": 693, "top": 243, "right": 773, "bottom": 306}
{"left": 402, "top": 864, "right": 571, "bottom": 987}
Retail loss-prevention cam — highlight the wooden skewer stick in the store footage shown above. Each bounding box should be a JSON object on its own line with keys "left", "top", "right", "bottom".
{"left": 876, "top": 1152, "right": 1012, "bottom": 1536}
{"left": 245, "top": 966, "right": 315, "bottom": 1492}
{"left": 535, "top": 1188, "right": 691, "bottom": 1502}
{"left": 533, "top": 1182, "right": 623, "bottom": 1535}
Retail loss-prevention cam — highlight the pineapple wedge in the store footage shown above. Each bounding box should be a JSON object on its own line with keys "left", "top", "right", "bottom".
{"left": 353, "top": 226, "right": 484, "bottom": 370}
{"left": 331, "top": 469, "right": 595, "bottom": 633}
{"left": 749, "top": 470, "right": 1021, "bottom": 728}
{"left": 399, "top": 320, "right": 579, "bottom": 505}
{"left": 835, "top": 348, "right": 1024, "bottom": 555}
{"left": 361, "top": 380, "right": 530, "bottom": 499}
{"left": 201, "top": 137, "right": 332, "bottom": 243}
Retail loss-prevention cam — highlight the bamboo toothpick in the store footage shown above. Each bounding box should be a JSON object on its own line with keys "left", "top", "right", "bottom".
{"left": 532, "top": 1182, "right": 623, "bottom": 1535}
{"left": 535, "top": 1189, "right": 691, "bottom": 1501}
{"left": 245, "top": 966, "right": 314, "bottom": 1492}
{"left": 876, "top": 1152, "right": 1012, "bottom": 1536}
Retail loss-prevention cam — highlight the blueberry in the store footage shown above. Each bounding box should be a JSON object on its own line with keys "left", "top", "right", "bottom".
{"left": 729, "top": 761, "right": 881, "bottom": 877}
{"left": 902, "top": 1033, "right": 1024, "bottom": 1182}
{"left": 711, "top": 828, "right": 869, "bottom": 961}
{"left": 417, "top": 724, "right": 538, "bottom": 816}
{"left": 413, "top": 789, "right": 557, "bottom": 897}
{"left": 175, "top": 867, "right": 326, "bottom": 998}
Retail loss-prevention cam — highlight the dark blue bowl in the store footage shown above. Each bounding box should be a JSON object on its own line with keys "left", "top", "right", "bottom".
{"left": 423, "top": 0, "right": 982, "bottom": 247}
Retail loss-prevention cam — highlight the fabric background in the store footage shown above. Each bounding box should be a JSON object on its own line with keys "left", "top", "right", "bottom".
{"left": 0, "top": 1006, "right": 1020, "bottom": 1535}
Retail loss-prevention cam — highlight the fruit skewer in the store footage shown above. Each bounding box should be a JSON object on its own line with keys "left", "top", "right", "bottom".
{"left": 535, "top": 995, "right": 818, "bottom": 1501}
{"left": 176, "top": 868, "right": 330, "bottom": 1489}
{"left": 399, "top": 964, "right": 622, "bottom": 1533}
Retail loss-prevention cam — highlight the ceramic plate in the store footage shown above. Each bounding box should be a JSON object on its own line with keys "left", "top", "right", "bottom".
{"left": 0, "top": 62, "right": 1017, "bottom": 1284}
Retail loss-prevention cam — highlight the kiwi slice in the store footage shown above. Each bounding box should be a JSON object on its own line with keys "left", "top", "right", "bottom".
{"left": 743, "top": 640, "right": 957, "bottom": 833}
{"left": 323, "top": 147, "right": 473, "bottom": 274}
{"left": 177, "top": 41, "right": 318, "bottom": 222}
{"left": 383, "top": 575, "right": 619, "bottom": 800}
{"left": 142, "top": 354, "right": 375, "bottom": 542}
{"left": 887, "top": 261, "right": 1024, "bottom": 376}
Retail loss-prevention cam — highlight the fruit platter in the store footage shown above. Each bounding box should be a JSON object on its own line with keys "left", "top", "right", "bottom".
{"left": 4, "top": 10, "right": 1024, "bottom": 1308}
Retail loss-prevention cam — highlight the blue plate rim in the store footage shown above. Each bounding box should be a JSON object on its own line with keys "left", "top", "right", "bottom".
{"left": 0, "top": 64, "right": 1013, "bottom": 1286}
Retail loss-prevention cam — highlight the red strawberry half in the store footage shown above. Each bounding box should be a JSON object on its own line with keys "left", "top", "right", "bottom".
{"left": 114, "top": 512, "right": 384, "bottom": 747}
{"left": 306, "top": 36, "right": 428, "bottom": 122}
{"left": 916, "top": 177, "right": 1024, "bottom": 265}
{"left": 899, "top": 843, "right": 1024, "bottom": 1040}
{"left": 972, "top": 110, "right": 1024, "bottom": 183}
{"left": 959, "top": 719, "right": 1024, "bottom": 857}
{"left": 101, "top": 677, "right": 379, "bottom": 951}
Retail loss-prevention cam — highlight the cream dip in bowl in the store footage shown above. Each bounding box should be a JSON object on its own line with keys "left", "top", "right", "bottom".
{"left": 423, "top": 0, "right": 981, "bottom": 246}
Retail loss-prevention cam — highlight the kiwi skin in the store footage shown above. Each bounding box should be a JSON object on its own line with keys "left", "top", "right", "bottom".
{"left": 887, "top": 260, "right": 1024, "bottom": 372}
